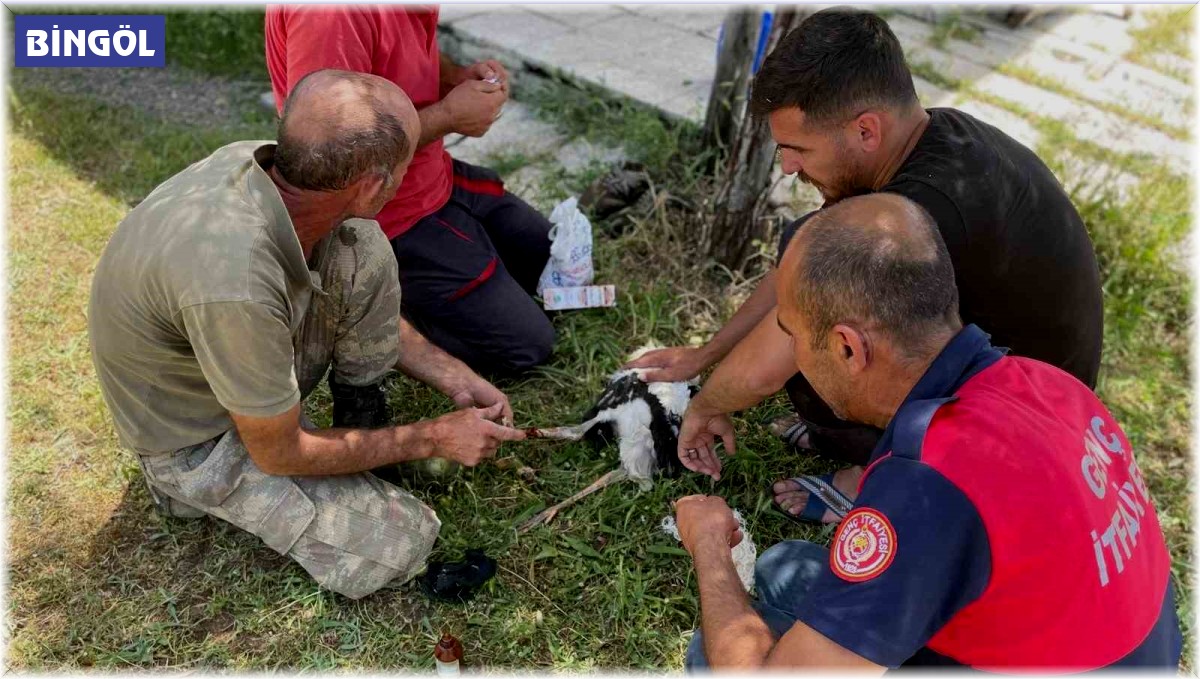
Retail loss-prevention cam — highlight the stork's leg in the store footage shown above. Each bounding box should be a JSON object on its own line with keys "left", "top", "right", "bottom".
{"left": 516, "top": 468, "right": 628, "bottom": 533}
{"left": 524, "top": 418, "right": 599, "bottom": 441}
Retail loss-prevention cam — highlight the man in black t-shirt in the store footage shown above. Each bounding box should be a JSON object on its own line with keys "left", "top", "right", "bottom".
{"left": 630, "top": 8, "right": 1103, "bottom": 524}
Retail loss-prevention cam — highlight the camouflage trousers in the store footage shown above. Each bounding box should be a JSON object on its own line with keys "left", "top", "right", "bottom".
{"left": 137, "top": 220, "right": 441, "bottom": 599}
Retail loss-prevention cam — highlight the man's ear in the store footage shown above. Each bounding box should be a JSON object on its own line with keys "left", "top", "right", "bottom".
{"left": 347, "top": 171, "right": 388, "bottom": 214}
{"left": 853, "top": 112, "right": 883, "bottom": 153}
{"left": 831, "top": 323, "right": 870, "bottom": 374}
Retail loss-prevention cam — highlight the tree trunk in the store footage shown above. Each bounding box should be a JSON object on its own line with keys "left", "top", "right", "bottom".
{"left": 705, "top": 7, "right": 809, "bottom": 272}
{"left": 703, "top": 8, "right": 758, "bottom": 150}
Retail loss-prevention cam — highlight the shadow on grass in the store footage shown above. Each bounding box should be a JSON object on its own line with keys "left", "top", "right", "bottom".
{"left": 8, "top": 80, "right": 274, "bottom": 208}
{"left": 9, "top": 482, "right": 282, "bottom": 666}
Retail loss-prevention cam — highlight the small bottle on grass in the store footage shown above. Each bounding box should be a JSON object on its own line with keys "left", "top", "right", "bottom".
{"left": 435, "top": 632, "right": 464, "bottom": 676}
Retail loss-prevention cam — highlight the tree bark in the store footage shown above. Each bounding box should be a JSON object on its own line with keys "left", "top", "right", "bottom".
{"left": 705, "top": 7, "right": 809, "bottom": 272}
{"left": 703, "top": 8, "right": 758, "bottom": 150}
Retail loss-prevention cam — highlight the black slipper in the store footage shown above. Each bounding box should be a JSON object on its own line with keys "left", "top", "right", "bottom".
{"left": 418, "top": 549, "right": 498, "bottom": 603}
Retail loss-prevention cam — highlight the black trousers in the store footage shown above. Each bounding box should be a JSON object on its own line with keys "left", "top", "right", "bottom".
{"left": 784, "top": 373, "right": 883, "bottom": 466}
{"left": 392, "top": 160, "right": 554, "bottom": 376}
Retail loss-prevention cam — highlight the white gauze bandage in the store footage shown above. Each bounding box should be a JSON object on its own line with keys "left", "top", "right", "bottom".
{"left": 661, "top": 509, "right": 756, "bottom": 592}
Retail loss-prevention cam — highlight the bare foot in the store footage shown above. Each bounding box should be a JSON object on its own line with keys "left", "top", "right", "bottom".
{"left": 772, "top": 466, "right": 865, "bottom": 524}
{"left": 768, "top": 413, "right": 815, "bottom": 450}
{"left": 768, "top": 413, "right": 800, "bottom": 438}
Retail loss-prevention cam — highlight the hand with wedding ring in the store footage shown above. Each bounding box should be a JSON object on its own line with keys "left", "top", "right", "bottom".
{"left": 677, "top": 403, "right": 737, "bottom": 481}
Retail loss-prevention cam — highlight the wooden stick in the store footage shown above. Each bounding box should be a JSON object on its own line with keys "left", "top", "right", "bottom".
{"left": 516, "top": 468, "right": 628, "bottom": 533}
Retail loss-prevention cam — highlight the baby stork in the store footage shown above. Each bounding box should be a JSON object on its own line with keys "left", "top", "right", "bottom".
{"left": 518, "top": 361, "right": 697, "bottom": 532}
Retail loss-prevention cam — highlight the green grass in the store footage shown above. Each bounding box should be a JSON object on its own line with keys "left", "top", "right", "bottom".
{"left": 909, "top": 58, "right": 965, "bottom": 92}
{"left": 520, "top": 75, "right": 709, "bottom": 179}
{"left": 476, "top": 149, "right": 544, "bottom": 179}
{"left": 6, "top": 17, "right": 1193, "bottom": 673}
{"left": 1125, "top": 6, "right": 1195, "bottom": 81}
{"left": 928, "top": 11, "right": 983, "bottom": 50}
{"left": 163, "top": 9, "right": 266, "bottom": 78}
{"left": 995, "top": 63, "right": 1190, "bottom": 141}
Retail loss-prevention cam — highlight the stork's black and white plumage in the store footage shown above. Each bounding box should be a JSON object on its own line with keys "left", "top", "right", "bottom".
{"left": 518, "top": 359, "right": 698, "bottom": 532}
{"left": 534, "top": 369, "right": 698, "bottom": 481}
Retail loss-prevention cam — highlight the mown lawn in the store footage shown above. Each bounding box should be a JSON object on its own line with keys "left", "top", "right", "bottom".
{"left": 5, "top": 8, "right": 1193, "bottom": 671}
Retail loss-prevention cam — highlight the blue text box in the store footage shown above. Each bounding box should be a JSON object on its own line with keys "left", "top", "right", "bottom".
{"left": 15, "top": 15, "right": 166, "bottom": 68}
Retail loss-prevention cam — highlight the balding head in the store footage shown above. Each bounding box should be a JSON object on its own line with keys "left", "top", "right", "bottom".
{"left": 275, "top": 69, "right": 419, "bottom": 192}
{"left": 779, "top": 193, "right": 961, "bottom": 361}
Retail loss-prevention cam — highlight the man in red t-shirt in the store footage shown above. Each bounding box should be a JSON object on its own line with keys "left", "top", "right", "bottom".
{"left": 266, "top": 5, "right": 554, "bottom": 376}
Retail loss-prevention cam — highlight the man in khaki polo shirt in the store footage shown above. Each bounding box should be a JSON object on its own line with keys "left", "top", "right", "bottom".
{"left": 88, "top": 69, "right": 526, "bottom": 599}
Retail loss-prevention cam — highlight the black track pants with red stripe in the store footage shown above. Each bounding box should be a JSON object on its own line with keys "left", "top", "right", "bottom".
{"left": 391, "top": 159, "right": 554, "bottom": 376}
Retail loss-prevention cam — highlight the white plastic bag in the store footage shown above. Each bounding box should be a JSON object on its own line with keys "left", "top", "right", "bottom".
{"left": 537, "top": 197, "right": 594, "bottom": 295}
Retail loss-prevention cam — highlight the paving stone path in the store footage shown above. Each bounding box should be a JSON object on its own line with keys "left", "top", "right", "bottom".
{"left": 439, "top": 4, "right": 1193, "bottom": 215}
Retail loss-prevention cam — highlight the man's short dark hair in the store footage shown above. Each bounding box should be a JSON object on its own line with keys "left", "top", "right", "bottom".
{"left": 275, "top": 70, "right": 410, "bottom": 192}
{"left": 791, "top": 194, "right": 960, "bottom": 359}
{"left": 749, "top": 8, "right": 919, "bottom": 125}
